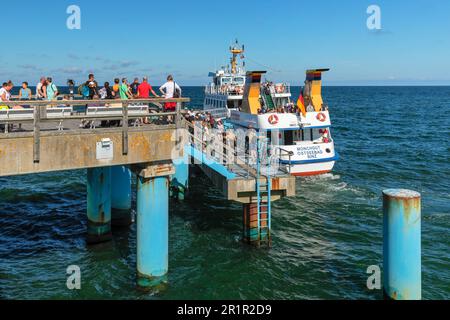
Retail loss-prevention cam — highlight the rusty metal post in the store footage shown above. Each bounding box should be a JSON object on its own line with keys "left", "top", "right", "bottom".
{"left": 383, "top": 189, "right": 421, "bottom": 300}
{"left": 86, "top": 167, "right": 112, "bottom": 244}
{"left": 111, "top": 165, "right": 132, "bottom": 226}
{"left": 136, "top": 174, "right": 169, "bottom": 289}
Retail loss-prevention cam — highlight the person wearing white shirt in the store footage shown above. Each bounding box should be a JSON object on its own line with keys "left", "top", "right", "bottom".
{"left": 159, "top": 74, "right": 181, "bottom": 100}
{"left": 159, "top": 75, "right": 181, "bottom": 123}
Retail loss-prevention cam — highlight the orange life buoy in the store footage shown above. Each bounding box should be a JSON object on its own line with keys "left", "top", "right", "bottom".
{"left": 316, "top": 112, "right": 327, "bottom": 122}
{"left": 268, "top": 114, "right": 279, "bottom": 125}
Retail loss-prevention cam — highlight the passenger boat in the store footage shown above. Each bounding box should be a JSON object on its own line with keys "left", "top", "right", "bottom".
{"left": 227, "top": 69, "right": 338, "bottom": 177}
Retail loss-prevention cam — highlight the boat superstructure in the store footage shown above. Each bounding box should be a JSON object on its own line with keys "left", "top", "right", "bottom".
{"left": 203, "top": 41, "right": 291, "bottom": 118}
{"left": 228, "top": 70, "right": 338, "bottom": 176}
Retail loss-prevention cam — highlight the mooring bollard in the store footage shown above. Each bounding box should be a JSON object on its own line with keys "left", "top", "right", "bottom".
{"left": 136, "top": 175, "right": 169, "bottom": 289}
{"left": 383, "top": 189, "right": 421, "bottom": 300}
{"left": 86, "top": 167, "right": 112, "bottom": 244}
{"left": 111, "top": 165, "right": 132, "bottom": 226}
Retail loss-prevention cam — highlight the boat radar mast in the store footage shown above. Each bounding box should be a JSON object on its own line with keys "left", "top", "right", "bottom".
{"left": 229, "top": 39, "right": 245, "bottom": 74}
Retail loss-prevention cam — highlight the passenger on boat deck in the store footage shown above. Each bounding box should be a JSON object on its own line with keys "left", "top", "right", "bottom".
{"left": 130, "top": 78, "right": 140, "bottom": 98}
{"left": 19, "top": 82, "right": 31, "bottom": 101}
{"left": 36, "top": 77, "right": 47, "bottom": 100}
{"left": 216, "top": 119, "right": 224, "bottom": 133}
{"left": 319, "top": 129, "right": 330, "bottom": 143}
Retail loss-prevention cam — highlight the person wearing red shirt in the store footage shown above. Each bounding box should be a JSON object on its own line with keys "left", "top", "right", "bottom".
{"left": 138, "top": 76, "right": 159, "bottom": 124}
{"left": 137, "top": 77, "right": 159, "bottom": 98}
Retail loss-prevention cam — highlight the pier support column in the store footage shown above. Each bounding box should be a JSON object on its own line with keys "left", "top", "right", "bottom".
{"left": 383, "top": 189, "right": 421, "bottom": 300}
{"left": 171, "top": 152, "right": 189, "bottom": 200}
{"left": 136, "top": 163, "right": 174, "bottom": 289}
{"left": 243, "top": 203, "right": 271, "bottom": 246}
{"left": 86, "top": 167, "right": 112, "bottom": 244}
{"left": 111, "top": 165, "right": 132, "bottom": 226}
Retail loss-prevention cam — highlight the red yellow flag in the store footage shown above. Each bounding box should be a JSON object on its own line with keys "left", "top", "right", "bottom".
{"left": 297, "top": 90, "right": 306, "bottom": 117}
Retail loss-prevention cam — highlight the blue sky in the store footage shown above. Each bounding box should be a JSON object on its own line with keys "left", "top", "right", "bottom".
{"left": 2, "top": 0, "right": 450, "bottom": 86}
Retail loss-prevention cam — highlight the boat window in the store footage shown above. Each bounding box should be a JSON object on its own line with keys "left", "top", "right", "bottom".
{"left": 284, "top": 131, "right": 294, "bottom": 146}
{"left": 312, "top": 129, "right": 321, "bottom": 141}
{"left": 221, "top": 77, "right": 232, "bottom": 85}
{"left": 233, "top": 77, "right": 245, "bottom": 85}
{"left": 302, "top": 129, "right": 312, "bottom": 141}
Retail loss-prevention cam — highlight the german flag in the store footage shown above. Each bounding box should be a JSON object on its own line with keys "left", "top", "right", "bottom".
{"left": 297, "top": 89, "right": 306, "bottom": 117}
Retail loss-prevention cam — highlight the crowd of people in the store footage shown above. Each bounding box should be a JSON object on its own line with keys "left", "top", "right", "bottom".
{"left": 184, "top": 110, "right": 225, "bottom": 132}
{"left": 0, "top": 73, "right": 183, "bottom": 130}
{"left": 0, "top": 73, "right": 182, "bottom": 111}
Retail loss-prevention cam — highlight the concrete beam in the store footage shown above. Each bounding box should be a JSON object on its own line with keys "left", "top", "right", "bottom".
{"left": 198, "top": 163, "right": 296, "bottom": 204}
{"left": 0, "top": 127, "right": 178, "bottom": 177}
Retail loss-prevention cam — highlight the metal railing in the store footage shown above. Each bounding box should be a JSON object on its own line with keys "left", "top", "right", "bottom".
{"left": 274, "top": 146, "right": 294, "bottom": 174}
{"left": 205, "top": 83, "right": 291, "bottom": 96}
{"left": 204, "top": 85, "right": 244, "bottom": 96}
{"left": 1, "top": 97, "right": 190, "bottom": 163}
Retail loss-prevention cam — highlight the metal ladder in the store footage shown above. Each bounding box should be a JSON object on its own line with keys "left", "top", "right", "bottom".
{"left": 256, "top": 134, "right": 272, "bottom": 245}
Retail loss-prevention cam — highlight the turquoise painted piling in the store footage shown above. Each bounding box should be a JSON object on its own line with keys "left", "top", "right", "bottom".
{"left": 86, "top": 167, "right": 112, "bottom": 244}
{"left": 136, "top": 175, "right": 169, "bottom": 288}
{"left": 383, "top": 189, "right": 421, "bottom": 300}
{"left": 111, "top": 165, "right": 132, "bottom": 226}
{"left": 171, "top": 151, "right": 189, "bottom": 200}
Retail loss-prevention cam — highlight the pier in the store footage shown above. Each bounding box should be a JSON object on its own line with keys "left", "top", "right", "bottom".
{"left": 0, "top": 97, "right": 295, "bottom": 289}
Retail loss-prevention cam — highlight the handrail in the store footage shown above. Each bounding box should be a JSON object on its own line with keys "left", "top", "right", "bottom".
{"left": 181, "top": 118, "right": 258, "bottom": 177}
{"left": 2, "top": 97, "right": 190, "bottom": 107}
{"left": 273, "top": 146, "right": 294, "bottom": 174}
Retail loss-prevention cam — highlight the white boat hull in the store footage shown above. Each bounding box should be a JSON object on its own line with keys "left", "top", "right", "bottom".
{"left": 287, "top": 161, "right": 336, "bottom": 177}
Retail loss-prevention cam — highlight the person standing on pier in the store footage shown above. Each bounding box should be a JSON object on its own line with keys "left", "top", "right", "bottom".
{"left": 137, "top": 77, "right": 159, "bottom": 99}
{"left": 119, "top": 78, "right": 132, "bottom": 100}
{"left": 99, "top": 82, "right": 114, "bottom": 100}
{"left": 130, "top": 77, "right": 140, "bottom": 98}
{"left": 36, "top": 77, "right": 47, "bottom": 100}
{"left": 46, "top": 77, "right": 59, "bottom": 101}
{"left": 159, "top": 75, "right": 181, "bottom": 123}
{"left": 137, "top": 77, "right": 159, "bottom": 124}
{"left": 85, "top": 74, "right": 99, "bottom": 99}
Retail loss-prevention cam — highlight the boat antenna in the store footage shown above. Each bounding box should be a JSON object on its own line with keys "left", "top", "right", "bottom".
{"left": 229, "top": 39, "right": 245, "bottom": 74}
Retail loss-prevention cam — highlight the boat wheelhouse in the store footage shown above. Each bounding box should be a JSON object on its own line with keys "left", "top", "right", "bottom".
{"left": 203, "top": 41, "right": 291, "bottom": 118}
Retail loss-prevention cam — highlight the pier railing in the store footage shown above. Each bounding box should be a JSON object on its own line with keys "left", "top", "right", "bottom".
{"left": 0, "top": 97, "right": 190, "bottom": 162}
